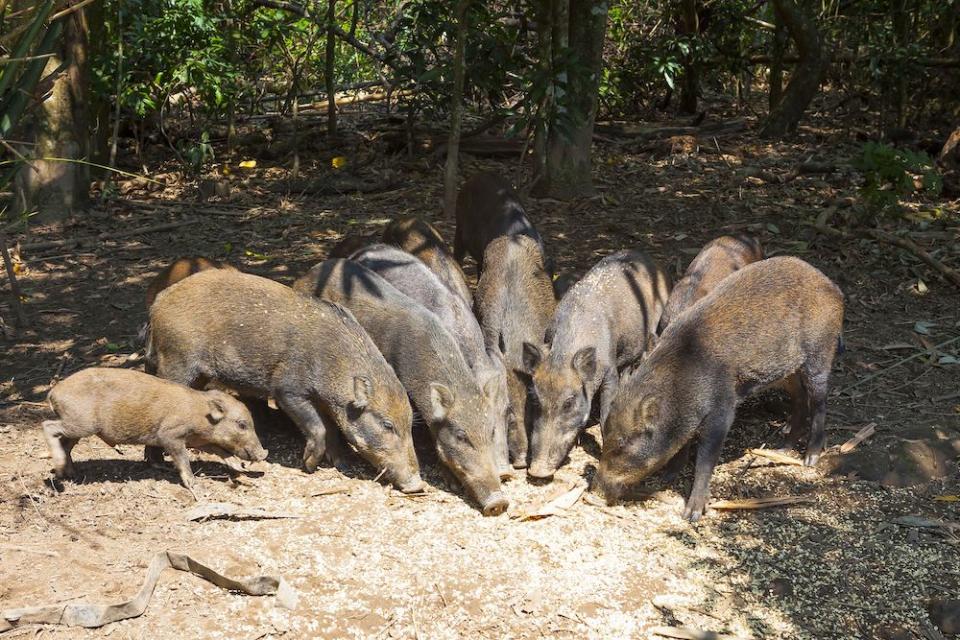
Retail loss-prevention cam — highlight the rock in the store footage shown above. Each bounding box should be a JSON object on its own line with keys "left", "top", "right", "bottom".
{"left": 821, "top": 425, "right": 960, "bottom": 488}
{"left": 929, "top": 598, "right": 960, "bottom": 635}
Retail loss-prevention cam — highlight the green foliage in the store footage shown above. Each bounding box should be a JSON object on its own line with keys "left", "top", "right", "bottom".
{"left": 853, "top": 142, "right": 943, "bottom": 213}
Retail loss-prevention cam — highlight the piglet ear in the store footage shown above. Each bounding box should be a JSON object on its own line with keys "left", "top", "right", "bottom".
{"left": 521, "top": 342, "right": 542, "bottom": 374}
{"left": 353, "top": 375, "right": 373, "bottom": 409}
{"left": 207, "top": 396, "right": 227, "bottom": 423}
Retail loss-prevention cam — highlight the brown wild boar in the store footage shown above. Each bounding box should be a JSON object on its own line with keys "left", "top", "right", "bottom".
{"left": 658, "top": 235, "right": 763, "bottom": 331}
{"left": 382, "top": 216, "right": 473, "bottom": 305}
{"left": 474, "top": 235, "right": 557, "bottom": 468}
{"left": 453, "top": 173, "right": 546, "bottom": 271}
{"left": 597, "top": 256, "right": 844, "bottom": 521}
{"left": 523, "top": 250, "right": 671, "bottom": 480}
{"left": 147, "top": 269, "right": 422, "bottom": 493}
{"left": 43, "top": 368, "right": 267, "bottom": 496}
{"left": 293, "top": 259, "right": 509, "bottom": 516}
{"left": 145, "top": 256, "right": 235, "bottom": 308}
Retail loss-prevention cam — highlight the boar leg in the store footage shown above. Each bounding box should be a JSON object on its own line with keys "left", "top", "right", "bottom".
{"left": 275, "top": 393, "right": 331, "bottom": 472}
{"left": 598, "top": 368, "right": 619, "bottom": 426}
{"left": 144, "top": 446, "right": 165, "bottom": 463}
{"left": 453, "top": 227, "right": 466, "bottom": 264}
{"left": 782, "top": 373, "right": 810, "bottom": 453}
{"left": 661, "top": 442, "right": 690, "bottom": 484}
{"left": 802, "top": 369, "right": 830, "bottom": 467}
{"left": 42, "top": 420, "right": 77, "bottom": 479}
{"left": 683, "top": 403, "right": 735, "bottom": 522}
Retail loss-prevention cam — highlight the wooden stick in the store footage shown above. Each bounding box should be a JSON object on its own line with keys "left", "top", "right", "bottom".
{"left": 19, "top": 219, "right": 197, "bottom": 252}
{"left": 0, "top": 234, "right": 28, "bottom": 327}
{"left": 839, "top": 422, "right": 876, "bottom": 454}
{"left": 710, "top": 495, "right": 811, "bottom": 510}
{"left": 811, "top": 222, "right": 960, "bottom": 289}
{"left": 745, "top": 448, "right": 805, "bottom": 466}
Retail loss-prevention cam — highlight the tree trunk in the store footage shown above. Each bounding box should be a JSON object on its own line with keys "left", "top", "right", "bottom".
{"left": 14, "top": 5, "right": 91, "bottom": 223}
{"left": 325, "top": 0, "right": 337, "bottom": 136}
{"left": 769, "top": 7, "right": 787, "bottom": 110}
{"left": 891, "top": 0, "right": 909, "bottom": 129}
{"left": 759, "top": 0, "right": 825, "bottom": 138}
{"left": 678, "top": 0, "right": 699, "bottom": 114}
{"left": 442, "top": 0, "right": 469, "bottom": 218}
{"left": 531, "top": 0, "right": 552, "bottom": 184}
{"left": 533, "top": 0, "right": 608, "bottom": 200}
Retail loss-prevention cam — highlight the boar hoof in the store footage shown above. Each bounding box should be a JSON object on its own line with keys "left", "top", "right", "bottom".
{"left": 804, "top": 451, "right": 821, "bottom": 467}
{"left": 481, "top": 492, "right": 509, "bottom": 516}
{"left": 302, "top": 442, "right": 323, "bottom": 473}
{"left": 682, "top": 496, "right": 707, "bottom": 522}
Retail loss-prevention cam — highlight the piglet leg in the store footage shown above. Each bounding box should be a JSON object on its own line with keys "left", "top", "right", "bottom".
{"left": 162, "top": 440, "right": 199, "bottom": 501}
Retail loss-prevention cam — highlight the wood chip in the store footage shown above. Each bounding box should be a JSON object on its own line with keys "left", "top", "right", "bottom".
{"left": 512, "top": 480, "right": 587, "bottom": 521}
{"left": 745, "top": 448, "right": 805, "bottom": 466}
{"left": 839, "top": 422, "right": 877, "bottom": 454}
{"left": 709, "top": 496, "right": 811, "bottom": 511}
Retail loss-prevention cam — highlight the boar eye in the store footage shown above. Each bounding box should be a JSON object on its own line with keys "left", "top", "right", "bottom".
{"left": 382, "top": 420, "right": 396, "bottom": 433}
{"left": 562, "top": 396, "right": 577, "bottom": 412}
{"left": 238, "top": 421, "right": 249, "bottom": 430}
{"left": 454, "top": 429, "right": 469, "bottom": 444}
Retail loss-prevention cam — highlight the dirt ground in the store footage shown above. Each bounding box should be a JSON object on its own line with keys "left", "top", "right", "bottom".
{"left": 1, "top": 106, "right": 959, "bottom": 639}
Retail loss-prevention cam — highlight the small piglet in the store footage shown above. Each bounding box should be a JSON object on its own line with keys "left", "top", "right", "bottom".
{"left": 43, "top": 368, "right": 267, "bottom": 494}
{"left": 658, "top": 235, "right": 763, "bottom": 331}
{"left": 597, "top": 257, "right": 844, "bottom": 521}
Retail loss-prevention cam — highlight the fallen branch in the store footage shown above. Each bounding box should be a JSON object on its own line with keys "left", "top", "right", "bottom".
{"left": 650, "top": 626, "right": 745, "bottom": 640}
{"left": 839, "top": 422, "right": 877, "bottom": 454}
{"left": 710, "top": 495, "right": 811, "bottom": 511}
{"left": 810, "top": 222, "right": 960, "bottom": 289}
{"left": 184, "top": 502, "right": 302, "bottom": 522}
{"left": 18, "top": 220, "right": 198, "bottom": 253}
{"left": 745, "top": 448, "right": 805, "bottom": 466}
{"left": 0, "top": 550, "right": 297, "bottom": 632}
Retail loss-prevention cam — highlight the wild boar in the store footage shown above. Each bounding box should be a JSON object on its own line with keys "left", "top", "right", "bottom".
{"left": 474, "top": 235, "right": 557, "bottom": 468}
{"left": 147, "top": 269, "right": 422, "bottom": 493}
{"left": 145, "top": 256, "right": 235, "bottom": 308}
{"left": 382, "top": 216, "right": 473, "bottom": 305}
{"left": 453, "top": 172, "right": 546, "bottom": 271}
{"left": 350, "top": 244, "right": 512, "bottom": 477}
{"left": 43, "top": 367, "right": 267, "bottom": 496}
{"left": 523, "top": 250, "right": 671, "bottom": 480}
{"left": 596, "top": 256, "right": 844, "bottom": 521}
{"left": 658, "top": 235, "right": 763, "bottom": 331}
{"left": 293, "top": 259, "right": 509, "bottom": 515}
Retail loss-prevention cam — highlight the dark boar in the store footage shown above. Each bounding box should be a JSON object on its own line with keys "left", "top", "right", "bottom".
{"left": 382, "top": 216, "right": 473, "bottom": 305}
{"left": 350, "top": 244, "right": 511, "bottom": 477}
{"left": 596, "top": 256, "right": 844, "bottom": 521}
{"left": 145, "top": 256, "right": 235, "bottom": 308}
{"left": 43, "top": 368, "right": 267, "bottom": 495}
{"left": 474, "top": 236, "right": 557, "bottom": 468}
{"left": 293, "top": 259, "right": 508, "bottom": 515}
{"left": 658, "top": 235, "right": 763, "bottom": 331}
{"left": 523, "top": 251, "right": 671, "bottom": 480}
{"left": 453, "top": 173, "right": 545, "bottom": 270}
{"left": 147, "top": 269, "right": 422, "bottom": 493}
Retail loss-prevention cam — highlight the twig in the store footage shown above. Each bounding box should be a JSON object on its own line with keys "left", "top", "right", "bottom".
{"left": 838, "top": 335, "right": 960, "bottom": 393}
{"left": 0, "top": 234, "right": 28, "bottom": 327}
{"left": 48, "top": 0, "right": 98, "bottom": 22}
{"left": 839, "top": 422, "right": 876, "bottom": 454}
{"left": 18, "top": 219, "right": 198, "bottom": 252}
{"left": 745, "top": 448, "right": 805, "bottom": 466}
{"left": 709, "top": 495, "right": 812, "bottom": 510}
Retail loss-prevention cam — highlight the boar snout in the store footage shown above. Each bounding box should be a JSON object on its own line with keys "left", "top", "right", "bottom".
{"left": 480, "top": 491, "right": 509, "bottom": 516}
{"left": 395, "top": 472, "right": 425, "bottom": 494}
{"left": 527, "top": 460, "right": 556, "bottom": 481}
{"left": 244, "top": 444, "right": 269, "bottom": 462}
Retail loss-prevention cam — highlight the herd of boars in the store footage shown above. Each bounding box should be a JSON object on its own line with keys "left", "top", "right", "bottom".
{"left": 43, "top": 172, "right": 845, "bottom": 521}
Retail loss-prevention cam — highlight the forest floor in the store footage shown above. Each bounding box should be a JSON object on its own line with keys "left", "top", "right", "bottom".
{"left": 1, "top": 103, "right": 959, "bottom": 640}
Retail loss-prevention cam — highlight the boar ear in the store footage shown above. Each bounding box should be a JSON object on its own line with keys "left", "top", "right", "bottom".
{"left": 352, "top": 375, "right": 373, "bottom": 410}
{"left": 429, "top": 383, "right": 455, "bottom": 422}
{"left": 636, "top": 396, "right": 660, "bottom": 425}
{"left": 207, "top": 396, "right": 227, "bottom": 423}
{"left": 571, "top": 347, "right": 597, "bottom": 381}
{"left": 521, "top": 342, "right": 542, "bottom": 374}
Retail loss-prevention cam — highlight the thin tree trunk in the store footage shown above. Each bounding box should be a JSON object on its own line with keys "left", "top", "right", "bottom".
{"left": 769, "top": 7, "right": 787, "bottom": 110}
{"left": 325, "top": 0, "right": 337, "bottom": 136}
{"left": 760, "top": 0, "right": 825, "bottom": 138}
{"left": 891, "top": 0, "right": 909, "bottom": 129}
{"left": 678, "top": 0, "right": 699, "bottom": 114}
{"left": 443, "top": 0, "right": 469, "bottom": 218}
{"left": 531, "top": 0, "right": 552, "bottom": 184}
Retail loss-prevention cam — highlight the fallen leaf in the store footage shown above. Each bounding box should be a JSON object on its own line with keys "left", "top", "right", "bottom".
{"left": 239, "top": 160, "right": 257, "bottom": 169}
{"left": 937, "top": 355, "right": 959, "bottom": 365}
{"left": 912, "top": 279, "right": 929, "bottom": 295}
{"left": 331, "top": 156, "right": 347, "bottom": 169}
{"left": 934, "top": 495, "right": 960, "bottom": 502}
